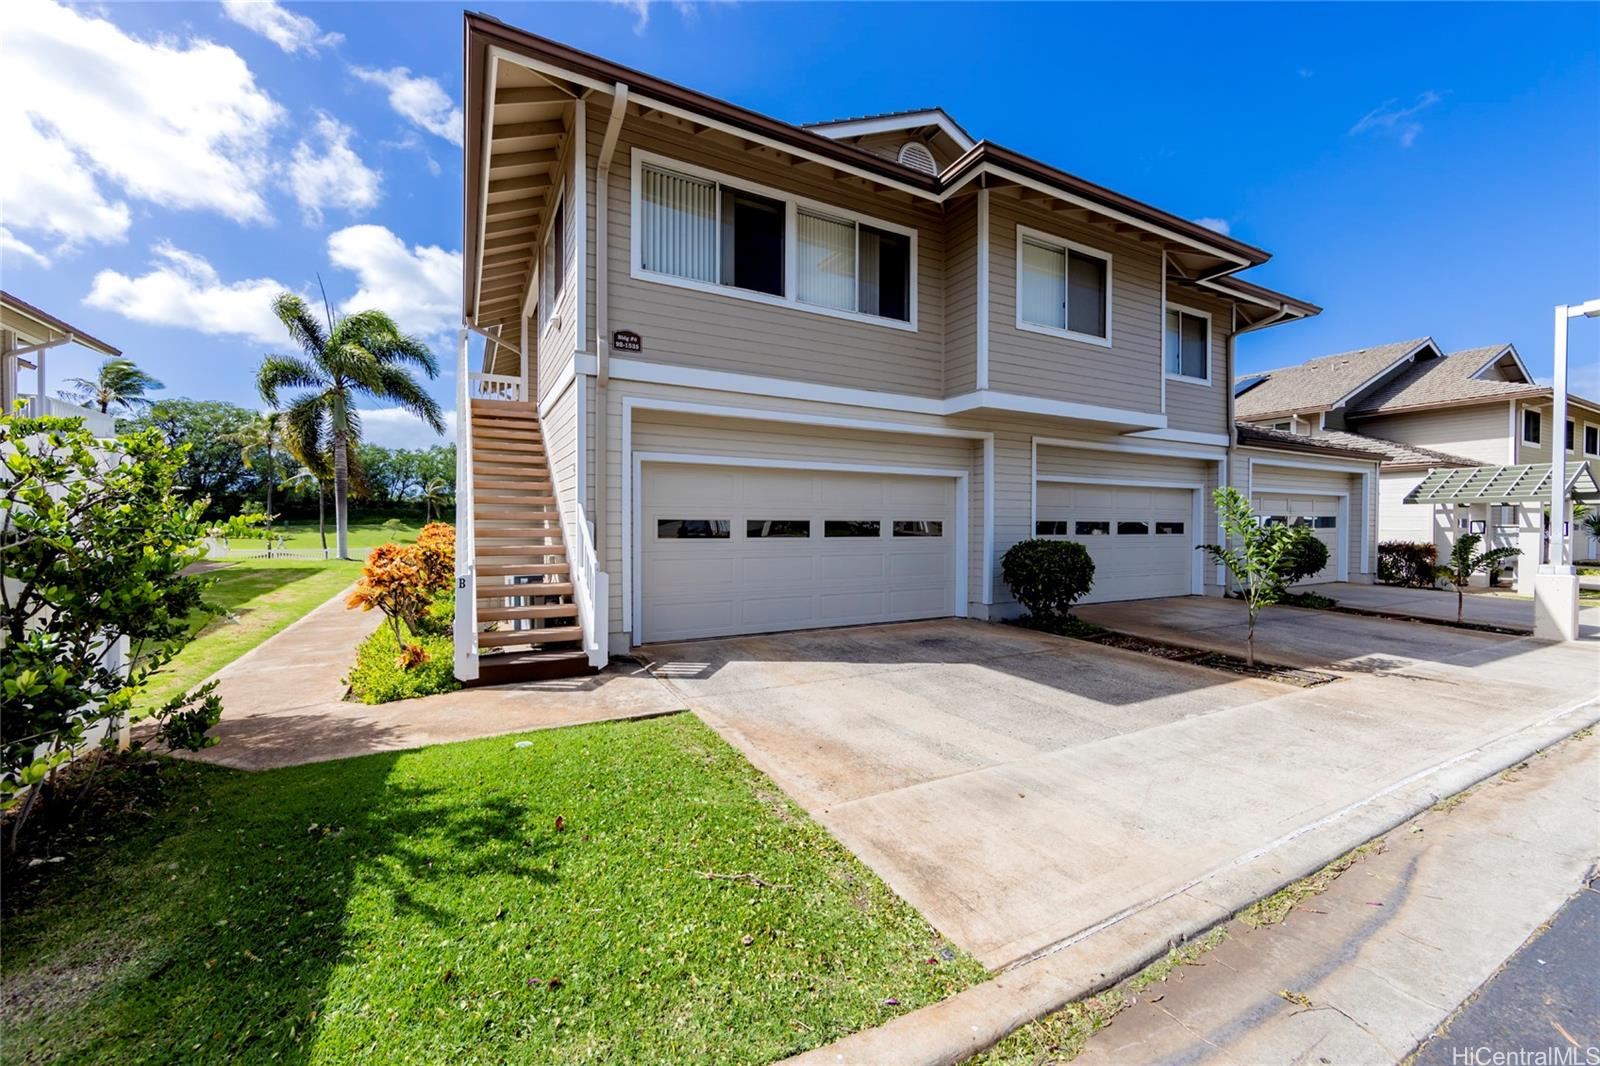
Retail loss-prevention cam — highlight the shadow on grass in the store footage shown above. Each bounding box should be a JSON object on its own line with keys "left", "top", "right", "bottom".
{"left": 0, "top": 750, "right": 552, "bottom": 1064}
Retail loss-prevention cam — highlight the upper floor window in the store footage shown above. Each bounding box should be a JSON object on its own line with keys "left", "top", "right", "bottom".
{"left": 1586, "top": 424, "right": 1599, "bottom": 456}
{"left": 1565, "top": 419, "right": 1575, "bottom": 451}
{"left": 1164, "top": 306, "right": 1210, "bottom": 383}
{"left": 1016, "top": 226, "right": 1111, "bottom": 347}
{"left": 540, "top": 191, "right": 567, "bottom": 334}
{"left": 634, "top": 153, "right": 916, "bottom": 329}
{"left": 1522, "top": 409, "right": 1541, "bottom": 445}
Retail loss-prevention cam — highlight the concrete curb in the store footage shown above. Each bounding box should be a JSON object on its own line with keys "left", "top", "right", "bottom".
{"left": 784, "top": 697, "right": 1599, "bottom": 1066}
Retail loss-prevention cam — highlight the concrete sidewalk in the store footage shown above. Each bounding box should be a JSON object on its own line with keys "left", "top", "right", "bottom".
{"left": 176, "top": 590, "right": 684, "bottom": 770}
{"left": 1072, "top": 732, "right": 1599, "bottom": 1066}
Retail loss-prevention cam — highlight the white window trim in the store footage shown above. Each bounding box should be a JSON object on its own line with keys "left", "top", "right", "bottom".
{"left": 1522, "top": 407, "right": 1541, "bottom": 445}
{"left": 539, "top": 184, "right": 567, "bottom": 343}
{"left": 1164, "top": 301, "right": 1213, "bottom": 386}
{"left": 629, "top": 148, "right": 919, "bottom": 332}
{"left": 1013, "top": 223, "right": 1114, "bottom": 349}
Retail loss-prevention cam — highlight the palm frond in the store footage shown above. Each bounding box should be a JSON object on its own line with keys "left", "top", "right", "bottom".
{"left": 273, "top": 293, "right": 327, "bottom": 357}
{"left": 369, "top": 363, "right": 446, "bottom": 433}
{"left": 256, "top": 354, "right": 327, "bottom": 408}
{"left": 281, "top": 394, "right": 331, "bottom": 479}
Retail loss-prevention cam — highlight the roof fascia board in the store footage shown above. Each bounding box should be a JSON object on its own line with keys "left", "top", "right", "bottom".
{"left": 1350, "top": 389, "right": 1556, "bottom": 419}
{"left": 1196, "top": 277, "right": 1320, "bottom": 316}
{"left": 1467, "top": 342, "right": 1533, "bottom": 384}
{"left": 961, "top": 161, "right": 1255, "bottom": 269}
{"left": 808, "top": 112, "right": 976, "bottom": 150}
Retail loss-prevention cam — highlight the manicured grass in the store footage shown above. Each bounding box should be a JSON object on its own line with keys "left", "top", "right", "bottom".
{"left": 1, "top": 716, "right": 984, "bottom": 1063}
{"left": 226, "top": 517, "right": 426, "bottom": 553}
{"left": 137, "top": 557, "right": 361, "bottom": 711}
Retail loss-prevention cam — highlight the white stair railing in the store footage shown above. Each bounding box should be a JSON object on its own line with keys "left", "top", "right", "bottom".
{"left": 453, "top": 329, "right": 479, "bottom": 681}
{"left": 568, "top": 505, "right": 609, "bottom": 669}
{"left": 467, "top": 373, "right": 523, "bottom": 402}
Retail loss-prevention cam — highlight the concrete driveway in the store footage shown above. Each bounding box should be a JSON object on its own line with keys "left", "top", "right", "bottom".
{"left": 642, "top": 618, "right": 1599, "bottom": 970}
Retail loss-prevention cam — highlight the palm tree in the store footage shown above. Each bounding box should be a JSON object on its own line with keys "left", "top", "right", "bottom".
{"left": 420, "top": 476, "right": 451, "bottom": 524}
{"left": 221, "top": 412, "right": 285, "bottom": 530}
{"left": 1438, "top": 533, "right": 1521, "bottom": 622}
{"left": 62, "top": 357, "right": 164, "bottom": 414}
{"left": 281, "top": 468, "right": 330, "bottom": 553}
{"left": 256, "top": 293, "right": 444, "bottom": 560}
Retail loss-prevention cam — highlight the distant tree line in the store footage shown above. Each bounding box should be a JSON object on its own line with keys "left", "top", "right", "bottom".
{"left": 119, "top": 398, "right": 454, "bottom": 521}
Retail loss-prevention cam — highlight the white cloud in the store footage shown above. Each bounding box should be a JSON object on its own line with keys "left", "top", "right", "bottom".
{"left": 221, "top": 0, "right": 342, "bottom": 55}
{"left": 5, "top": 0, "right": 282, "bottom": 255}
{"left": 1, "top": 228, "right": 52, "bottom": 269}
{"left": 613, "top": 0, "right": 651, "bottom": 32}
{"left": 351, "top": 66, "right": 462, "bottom": 146}
{"left": 327, "top": 224, "right": 460, "bottom": 338}
{"left": 1193, "top": 217, "right": 1231, "bottom": 236}
{"left": 0, "top": 107, "right": 133, "bottom": 259}
{"left": 287, "top": 112, "right": 381, "bottom": 224}
{"left": 1350, "top": 91, "right": 1444, "bottom": 149}
{"left": 360, "top": 406, "right": 455, "bottom": 449}
{"left": 85, "top": 243, "right": 290, "bottom": 344}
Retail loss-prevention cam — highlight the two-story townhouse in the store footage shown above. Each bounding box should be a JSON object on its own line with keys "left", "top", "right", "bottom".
{"left": 452, "top": 14, "right": 1380, "bottom": 682}
{"left": 1236, "top": 339, "right": 1600, "bottom": 575}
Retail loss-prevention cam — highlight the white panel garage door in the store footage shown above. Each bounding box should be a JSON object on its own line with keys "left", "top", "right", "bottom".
{"left": 641, "top": 463, "right": 957, "bottom": 643}
{"left": 1036, "top": 483, "right": 1196, "bottom": 603}
{"left": 1253, "top": 493, "right": 1341, "bottom": 584}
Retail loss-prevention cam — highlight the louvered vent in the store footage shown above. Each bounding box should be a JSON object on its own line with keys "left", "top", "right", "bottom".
{"left": 897, "top": 141, "right": 937, "bottom": 174}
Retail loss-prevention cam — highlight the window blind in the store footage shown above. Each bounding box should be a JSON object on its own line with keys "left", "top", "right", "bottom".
{"left": 641, "top": 165, "right": 716, "bottom": 282}
{"left": 1020, "top": 239, "right": 1066, "bottom": 329}
{"left": 798, "top": 210, "right": 856, "bottom": 311}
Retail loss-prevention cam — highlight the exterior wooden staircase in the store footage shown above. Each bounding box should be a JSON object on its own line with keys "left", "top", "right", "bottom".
{"left": 464, "top": 397, "right": 595, "bottom": 684}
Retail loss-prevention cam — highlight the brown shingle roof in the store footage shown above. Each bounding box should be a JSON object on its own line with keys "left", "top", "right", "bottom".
{"left": 1312, "top": 430, "right": 1481, "bottom": 470}
{"left": 1234, "top": 423, "right": 1383, "bottom": 460}
{"left": 1348, "top": 345, "right": 1542, "bottom": 415}
{"left": 1234, "top": 338, "right": 1434, "bottom": 420}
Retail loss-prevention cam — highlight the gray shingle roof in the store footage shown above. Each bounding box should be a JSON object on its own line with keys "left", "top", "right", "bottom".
{"left": 1347, "top": 345, "right": 1543, "bottom": 414}
{"left": 1234, "top": 338, "right": 1433, "bottom": 419}
{"left": 1234, "top": 423, "right": 1480, "bottom": 469}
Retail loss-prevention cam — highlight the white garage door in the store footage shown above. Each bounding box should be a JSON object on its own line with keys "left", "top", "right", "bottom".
{"left": 1036, "top": 483, "right": 1196, "bottom": 603}
{"left": 641, "top": 463, "right": 957, "bottom": 643}
{"left": 1253, "top": 493, "right": 1341, "bottom": 585}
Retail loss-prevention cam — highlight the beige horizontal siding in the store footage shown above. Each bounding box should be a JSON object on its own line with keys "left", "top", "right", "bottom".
{"left": 1163, "top": 286, "right": 1232, "bottom": 436}
{"left": 986, "top": 195, "right": 1163, "bottom": 414}
{"left": 943, "top": 195, "right": 978, "bottom": 396}
{"left": 604, "top": 117, "right": 947, "bottom": 397}
{"left": 1353, "top": 404, "right": 1511, "bottom": 466}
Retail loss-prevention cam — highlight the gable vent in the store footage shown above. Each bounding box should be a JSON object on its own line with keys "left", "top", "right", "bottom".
{"left": 897, "top": 141, "right": 937, "bottom": 174}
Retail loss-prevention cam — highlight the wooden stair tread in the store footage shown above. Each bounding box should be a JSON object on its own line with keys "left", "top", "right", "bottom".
{"left": 476, "top": 562, "right": 569, "bottom": 577}
{"left": 478, "top": 603, "right": 579, "bottom": 621}
{"left": 475, "top": 581, "right": 573, "bottom": 598}
{"left": 478, "top": 625, "right": 583, "bottom": 647}
{"left": 475, "top": 509, "right": 561, "bottom": 519}
{"left": 476, "top": 545, "right": 568, "bottom": 557}
{"left": 476, "top": 492, "right": 553, "bottom": 503}
{"left": 470, "top": 648, "right": 594, "bottom": 685}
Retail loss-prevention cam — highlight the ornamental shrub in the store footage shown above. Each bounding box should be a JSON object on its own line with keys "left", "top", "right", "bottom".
{"left": 1378, "top": 541, "right": 1437, "bottom": 588}
{"left": 1277, "top": 528, "right": 1330, "bottom": 586}
{"left": 1001, "top": 539, "right": 1096, "bottom": 619}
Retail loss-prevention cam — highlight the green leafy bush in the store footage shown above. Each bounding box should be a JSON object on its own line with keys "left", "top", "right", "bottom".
{"left": 209, "top": 510, "right": 272, "bottom": 540}
{"left": 1277, "top": 529, "right": 1330, "bottom": 585}
{"left": 346, "top": 622, "right": 460, "bottom": 704}
{"left": 1001, "top": 539, "right": 1096, "bottom": 619}
{"left": 1378, "top": 541, "right": 1438, "bottom": 587}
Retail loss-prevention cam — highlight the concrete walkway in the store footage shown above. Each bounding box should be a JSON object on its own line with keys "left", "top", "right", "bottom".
{"left": 178, "top": 590, "right": 684, "bottom": 770}
{"left": 1073, "top": 732, "right": 1599, "bottom": 1065}
{"left": 1317, "top": 581, "right": 1600, "bottom": 635}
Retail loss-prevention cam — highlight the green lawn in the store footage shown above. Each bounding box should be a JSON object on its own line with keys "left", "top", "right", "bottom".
{"left": 1, "top": 716, "right": 984, "bottom": 1064}
{"left": 230, "top": 517, "right": 426, "bottom": 552}
{"left": 137, "top": 557, "right": 362, "bottom": 711}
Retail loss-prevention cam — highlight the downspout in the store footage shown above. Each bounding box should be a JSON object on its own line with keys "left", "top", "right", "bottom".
{"left": 592, "top": 81, "right": 629, "bottom": 570}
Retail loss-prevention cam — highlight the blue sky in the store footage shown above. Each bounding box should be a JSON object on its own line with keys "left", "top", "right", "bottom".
{"left": 6, "top": 1, "right": 1597, "bottom": 447}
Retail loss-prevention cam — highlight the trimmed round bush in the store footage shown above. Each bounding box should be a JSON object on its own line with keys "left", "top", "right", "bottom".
{"left": 1277, "top": 528, "right": 1330, "bottom": 586}
{"left": 1001, "top": 538, "right": 1095, "bottom": 618}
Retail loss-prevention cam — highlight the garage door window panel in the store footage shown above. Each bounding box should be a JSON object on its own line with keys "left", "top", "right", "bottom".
{"left": 825, "top": 520, "right": 882, "bottom": 538}
{"left": 1116, "top": 521, "right": 1149, "bottom": 535}
{"left": 657, "top": 519, "right": 730, "bottom": 539}
{"left": 1075, "top": 520, "right": 1111, "bottom": 536}
{"left": 893, "top": 520, "right": 943, "bottom": 537}
{"left": 1155, "top": 521, "right": 1185, "bottom": 535}
{"left": 747, "top": 519, "right": 811, "bottom": 538}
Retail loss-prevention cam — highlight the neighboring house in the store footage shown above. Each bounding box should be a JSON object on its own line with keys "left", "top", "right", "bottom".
{"left": 1, "top": 290, "right": 122, "bottom": 436}
{"left": 452, "top": 15, "right": 1381, "bottom": 682}
{"left": 1236, "top": 338, "right": 1600, "bottom": 568}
